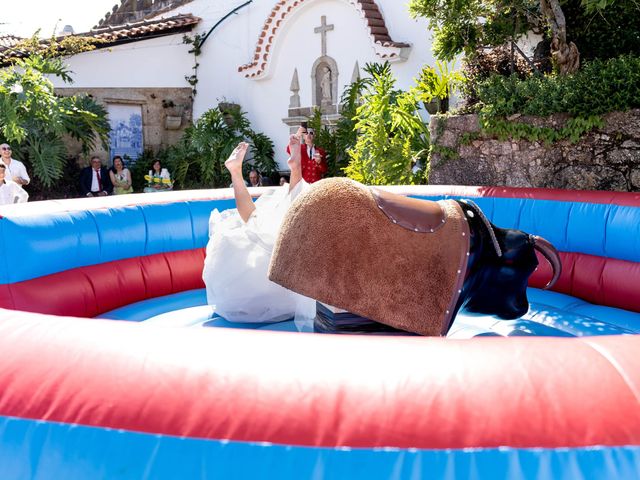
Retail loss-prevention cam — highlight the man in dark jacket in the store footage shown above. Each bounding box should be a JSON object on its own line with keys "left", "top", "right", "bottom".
{"left": 80, "top": 156, "right": 113, "bottom": 197}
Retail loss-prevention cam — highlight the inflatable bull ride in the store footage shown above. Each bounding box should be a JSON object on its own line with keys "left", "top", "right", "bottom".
{"left": 0, "top": 179, "right": 638, "bottom": 479}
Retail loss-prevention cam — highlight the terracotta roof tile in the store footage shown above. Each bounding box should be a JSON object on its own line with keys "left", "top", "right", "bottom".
{"left": 87, "top": 13, "right": 200, "bottom": 43}
{"left": 239, "top": 0, "right": 411, "bottom": 79}
{"left": 0, "top": 14, "right": 200, "bottom": 64}
{"left": 0, "top": 35, "right": 23, "bottom": 49}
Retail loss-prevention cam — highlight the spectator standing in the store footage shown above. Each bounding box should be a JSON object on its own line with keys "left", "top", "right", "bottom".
{"left": 0, "top": 164, "right": 28, "bottom": 204}
{"left": 0, "top": 144, "right": 30, "bottom": 187}
{"left": 80, "top": 156, "right": 113, "bottom": 197}
{"left": 109, "top": 156, "right": 133, "bottom": 195}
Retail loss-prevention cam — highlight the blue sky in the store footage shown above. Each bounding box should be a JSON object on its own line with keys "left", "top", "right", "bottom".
{"left": 1, "top": 0, "right": 118, "bottom": 37}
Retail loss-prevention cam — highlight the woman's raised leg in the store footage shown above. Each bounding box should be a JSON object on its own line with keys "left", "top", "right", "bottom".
{"left": 225, "top": 142, "right": 256, "bottom": 223}
{"left": 287, "top": 134, "right": 303, "bottom": 192}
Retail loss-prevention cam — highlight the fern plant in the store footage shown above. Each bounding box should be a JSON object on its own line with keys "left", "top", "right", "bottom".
{"left": 167, "top": 106, "right": 278, "bottom": 189}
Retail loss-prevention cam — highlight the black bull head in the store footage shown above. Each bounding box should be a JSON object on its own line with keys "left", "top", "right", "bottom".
{"left": 450, "top": 200, "right": 561, "bottom": 332}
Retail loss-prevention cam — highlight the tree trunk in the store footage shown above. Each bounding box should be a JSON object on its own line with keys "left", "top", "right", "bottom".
{"left": 540, "top": 0, "right": 580, "bottom": 74}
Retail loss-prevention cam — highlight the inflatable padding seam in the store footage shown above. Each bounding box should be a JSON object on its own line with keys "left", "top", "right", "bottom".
{"left": 0, "top": 220, "right": 8, "bottom": 282}
{"left": 165, "top": 253, "right": 177, "bottom": 293}
{"left": 139, "top": 205, "right": 150, "bottom": 256}
{"left": 88, "top": 210, "right": 104, "bottom": 259}
{"left": 81, "top": 269, "right": 99, "bottom": 318}
{"left": 564, "top": 203, "right": 574, "bottom": 252}
{"left": 601, "top": 204, "right": 613, "bottom": 256}
{"left": 187, "top": 202, "right": 197, "bottom": 250}
{"left": 515, "top": 199, "right": 525, "bottom": 231}
{"left": 140, "top": 256, "right": 149, "bottom": 300}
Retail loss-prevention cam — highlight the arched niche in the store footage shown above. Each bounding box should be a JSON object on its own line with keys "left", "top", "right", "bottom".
{"left": 311, "top": 56, "right": 339, "bottom": 107}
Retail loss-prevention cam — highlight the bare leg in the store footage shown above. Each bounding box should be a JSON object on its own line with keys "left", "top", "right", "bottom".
{"left": 225, "top": 142, "right": 255, "bottom": 223}
{"left": 287, "top": 134, "right": 303, "bottom": 192}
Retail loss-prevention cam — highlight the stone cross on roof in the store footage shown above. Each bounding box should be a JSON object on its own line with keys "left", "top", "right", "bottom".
{"left": 314, "top": 15, "right": 334, "bottom": 57}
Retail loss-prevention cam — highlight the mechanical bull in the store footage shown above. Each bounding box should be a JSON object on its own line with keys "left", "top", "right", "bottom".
{"left": 269, "top": 178, "right": 561, "bottom": 336}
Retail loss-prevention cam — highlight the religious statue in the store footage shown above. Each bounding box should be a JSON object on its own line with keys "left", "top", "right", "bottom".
{"left": 320, "top": 66, "right": 332, "bottom": 104}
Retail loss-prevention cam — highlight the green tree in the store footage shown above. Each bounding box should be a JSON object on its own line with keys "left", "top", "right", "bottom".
{"left": 408, "top": 0, "right": 536, "bottom": 61}
{"left": 344, "top": 63, "right": 429, "bottom": 185}
{"left": 408, "top": 0, "right": 591, "bottom": 74}
{"left": 0, "top": 54, "right": 109, "bottom": 187}
{"left": 564, "top": 0, "right": 640, "bottom": 62}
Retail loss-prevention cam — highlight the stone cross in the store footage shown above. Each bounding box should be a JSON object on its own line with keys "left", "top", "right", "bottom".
{"left": 314, "top": 16, "right": 334, "bottom": 57}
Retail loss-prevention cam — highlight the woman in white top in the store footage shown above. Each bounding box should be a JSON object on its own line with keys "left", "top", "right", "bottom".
{"left": 143, "top": 160, "right": 172, "bottom": 193}
{"left": 109, "top": 156, "right": 133, "bottom": 195}
{"left": 0, "top": 164, "right": 28, "bottom": 204}
{"left": 202, "top": 135, "right": 315, "bottom": 323}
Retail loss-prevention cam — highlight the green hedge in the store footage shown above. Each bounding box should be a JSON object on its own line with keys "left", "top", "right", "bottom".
{"left": 476, "top": 55, "right": 640, "bottom": 118}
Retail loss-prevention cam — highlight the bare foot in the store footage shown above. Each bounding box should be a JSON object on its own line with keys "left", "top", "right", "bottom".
{"left": 225, "top": 142, "right": 249, "bottom": 174}
{"left": 287, "top": 134, "right": 301, "bottom": 169}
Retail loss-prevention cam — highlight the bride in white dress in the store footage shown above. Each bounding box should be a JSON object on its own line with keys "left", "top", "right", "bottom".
{"left": 202, "top": 135, "right": 315, "bottom": 323}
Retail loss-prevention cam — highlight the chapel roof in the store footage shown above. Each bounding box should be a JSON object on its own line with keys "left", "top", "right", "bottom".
{"left": 88, "top": 13, "right": 200, "bottom": 43}
{"left": 0, "top": 14, "right": 200, "bottom": 64}
{"left": 96, "top": 0, "right": 196, "bottom": 28}
{"left": 239, "top": 0, "right": 411, "bottom": 79}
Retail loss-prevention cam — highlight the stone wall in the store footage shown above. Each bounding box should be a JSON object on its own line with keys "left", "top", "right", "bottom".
{"left": 56, "top": 87, "right": 193, "bottom": 165}
{"left": 429, "top": 109, "right": 640, "bottom": 191}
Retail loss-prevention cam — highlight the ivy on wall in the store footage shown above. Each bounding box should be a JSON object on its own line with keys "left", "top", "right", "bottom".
{"left": 479, "top": 114, "right": 604, "bottom": 144}
{"left": 183, "top": 33, "right": 204, "bottom": 96}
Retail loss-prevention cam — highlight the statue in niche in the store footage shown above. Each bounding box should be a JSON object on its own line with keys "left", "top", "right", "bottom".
{"left": 314, "top": 63, "right": 334, "bottom": 106}
{"left": 320, "top": 66, "right": 332, "bottom": 104}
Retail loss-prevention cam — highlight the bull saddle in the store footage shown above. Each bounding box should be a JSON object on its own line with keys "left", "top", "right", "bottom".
{"left": 269, "top": 177, "right": 561, "bottom": 336}
{"left": 268, "top": 177, "right": 471, "bottom": 336}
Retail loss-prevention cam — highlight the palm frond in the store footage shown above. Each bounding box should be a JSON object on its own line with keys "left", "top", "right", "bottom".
{"left": 26, "top": 136, "right": 66, "bottom": 187}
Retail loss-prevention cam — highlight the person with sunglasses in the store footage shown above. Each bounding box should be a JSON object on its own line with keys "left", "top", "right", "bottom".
{"left": 286, "top": 126, "right": 327, "bottom": 183}
{"left": 0, "top": 144, "right": 30, "bottom": 187}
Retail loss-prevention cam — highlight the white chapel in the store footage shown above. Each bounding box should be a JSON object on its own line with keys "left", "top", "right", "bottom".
{"left": 43, "top": 0, "right": 438, "bottom": 167}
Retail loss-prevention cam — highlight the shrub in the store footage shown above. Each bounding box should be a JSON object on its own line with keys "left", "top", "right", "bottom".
{"left": 462, "top": 46, "right": 535, "bottom": 107}
{"left": 159, "top": 106, "right": 277, "bottom": 190}
{"left": 475, "top": 54, "right": 640, "bottom": 118}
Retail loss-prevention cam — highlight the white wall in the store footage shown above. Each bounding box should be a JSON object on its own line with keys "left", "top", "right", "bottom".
{"left": 49, "top": 34, "right": 193, "bottom": 88}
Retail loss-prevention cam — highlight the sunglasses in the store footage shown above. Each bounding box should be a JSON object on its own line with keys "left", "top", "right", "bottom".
{"left": 307, "top": 131, "right": 315, "bottom": 135}
{"left": 1, "top": 147, "right": 11, "bottom": 151}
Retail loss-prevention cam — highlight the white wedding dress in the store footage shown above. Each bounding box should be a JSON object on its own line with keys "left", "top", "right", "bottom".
{"left": 202, "top": 181, "right": 316, "bottom": 323}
